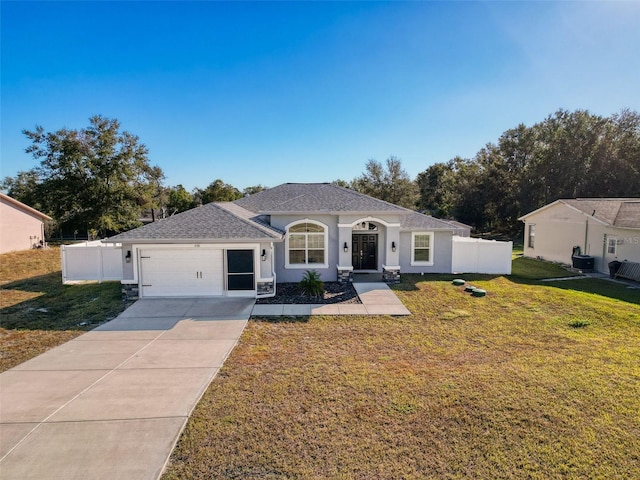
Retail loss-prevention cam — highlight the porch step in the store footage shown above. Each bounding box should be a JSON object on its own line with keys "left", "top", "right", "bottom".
{"left": 352, "top": 273, "right": 383, "bottom": 283}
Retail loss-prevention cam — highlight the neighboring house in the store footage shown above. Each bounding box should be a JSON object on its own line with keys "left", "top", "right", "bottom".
{"left": 519, "top": 198, "right": 640, "bottom": 274}
{"left": 104, "top": 183, "right": 502, "bottom": 299}
{"left": 0, "top": 193, "right": 51, "bottom": 254}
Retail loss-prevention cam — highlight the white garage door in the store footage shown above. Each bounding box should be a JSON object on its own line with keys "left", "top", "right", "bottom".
{"left": 139, "top": 249, "right": 224, "bottom": 297}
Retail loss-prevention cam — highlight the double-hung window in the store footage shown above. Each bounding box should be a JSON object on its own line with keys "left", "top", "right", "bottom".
{"left": 285, "top": 221, "right": 328, "bottom": 268}
{"left": 528, "top": 224, "right": 536, "bottom": 248}
{"left": 411, "top": 232, "right": 434, "bottom": 266}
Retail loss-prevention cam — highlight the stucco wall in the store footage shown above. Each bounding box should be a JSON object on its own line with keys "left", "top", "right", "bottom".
{"left": 270, "top": 214, "right": 339, "bottom": 282}
{"left": 603, "top": 227, "right": 640, "bottom": 269}
{"left": 0, "top": 197, "right": 46, "bottom": 253}
{"left": 399, "top": 230, "right": 453, "bottom": 274}
{"left": 120, "top": 243, "right": 135, "bottom": 281}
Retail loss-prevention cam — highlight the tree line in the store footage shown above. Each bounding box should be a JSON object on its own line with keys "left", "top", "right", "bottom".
{"left": 3, "top": 109, "right": 638, "bottom": 239}
{"left": 337, "top": 109, "right": 639, "bottom": 236}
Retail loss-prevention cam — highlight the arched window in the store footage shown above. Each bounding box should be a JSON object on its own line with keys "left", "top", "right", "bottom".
{"left": 285, "top": 220, "right": 328, "bottom": 268}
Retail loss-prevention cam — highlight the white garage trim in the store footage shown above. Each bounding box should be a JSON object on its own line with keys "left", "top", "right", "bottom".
{"left": 133, "top": 244, "right": 261, "bottom": 298}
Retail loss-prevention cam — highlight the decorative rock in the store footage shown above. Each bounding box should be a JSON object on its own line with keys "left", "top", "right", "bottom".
{"left": 452, "top": 279, "right": 466, "bottom": 286}
{"left": 471, "top": 288, "right": 487, "bottom": 297}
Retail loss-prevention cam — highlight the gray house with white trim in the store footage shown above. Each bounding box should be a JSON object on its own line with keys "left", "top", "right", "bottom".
{"left": 105, "top": 183, "right": 462, "bottom": 299}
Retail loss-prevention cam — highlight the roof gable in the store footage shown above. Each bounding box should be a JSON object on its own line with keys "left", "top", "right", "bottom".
{"left": 234, "top": 183, "right": 409, "bottom": 214}
{"left": 520, "top": 198, "right": 640, "bottom": 229}
{"left": 105, "top": 202, "right": 284, "bottom": 242}
{"left": 400, "top": 211, "right": 459, "bottom": 231}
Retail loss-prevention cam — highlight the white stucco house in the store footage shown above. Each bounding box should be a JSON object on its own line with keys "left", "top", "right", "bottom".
{"left": 0, "top": 193, "right": 51, "bottom": 254}
{"left": 104, "top": 183, "right": 510, "bottom": 299}
{"left": 519, "top": 198, "right": 640, "bottom": 274}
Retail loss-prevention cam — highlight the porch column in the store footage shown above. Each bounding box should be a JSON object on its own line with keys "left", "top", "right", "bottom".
{"left": 385, "top": 224, "right": 401, "bottom": 266}
{"left": 336, "top": 222, "right": 353, "bottom": 283}
{"left": 383, "top": 224, "right": 401, "bottom": 284}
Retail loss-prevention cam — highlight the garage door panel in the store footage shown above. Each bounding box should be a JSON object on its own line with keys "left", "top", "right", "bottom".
{"left": 140, "top": 249, "right": 223, "bottom": 297}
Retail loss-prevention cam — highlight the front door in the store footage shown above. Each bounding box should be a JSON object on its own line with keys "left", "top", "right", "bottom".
{"left": 352, "top": 234, "right": 377, "bottom": 270}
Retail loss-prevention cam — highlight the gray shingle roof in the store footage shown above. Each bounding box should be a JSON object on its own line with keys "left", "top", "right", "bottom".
{"left": 400, "top": 211, "right": 460, "bottom": 231}
{"left": 105, "top": 202, "right": 284, "bottom": 242}
{"left": 105, "top": 183, "right": 458, "bottom": 242}
{"left": 234, "top": 183, "right": 409, "bottom": 214}
{"left": 563, "top": 198, "right": 640, "bottom": 229}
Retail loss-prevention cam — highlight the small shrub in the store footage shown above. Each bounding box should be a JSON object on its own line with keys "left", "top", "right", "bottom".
{"left": 299, "top": 270, "right": 324, "bottom": 297}
{"left": 569, "top": 319, "right": 590, "bottom": 328}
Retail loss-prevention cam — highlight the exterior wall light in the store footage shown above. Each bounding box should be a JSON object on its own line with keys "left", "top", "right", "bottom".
{"left": 344, "top": 242, "right": 349, "bottom": 253}
{"left": 391, "top": 242, "right": 396, "bottom": 252}
{"left": 125, "top": 250, "right": 132, "bottom": 263}
{"left": 261, "top": 249, "right": 267, "bottom": 261}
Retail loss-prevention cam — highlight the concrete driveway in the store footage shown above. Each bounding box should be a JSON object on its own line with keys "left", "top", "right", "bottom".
{"left": 0, "top": 297, "right": 254, "bottom": 480}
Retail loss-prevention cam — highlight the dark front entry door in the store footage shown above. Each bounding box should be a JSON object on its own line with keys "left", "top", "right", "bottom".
{"left": 352, "top": 234, "right": 377, "bottom": 270}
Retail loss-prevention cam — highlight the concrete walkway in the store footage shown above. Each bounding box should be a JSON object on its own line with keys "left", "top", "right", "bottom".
{"left": 0, "top": 297, "right": 254, "bottom": 480}
{"left": 251, "top": 282, "right": 410, "bottom": 316}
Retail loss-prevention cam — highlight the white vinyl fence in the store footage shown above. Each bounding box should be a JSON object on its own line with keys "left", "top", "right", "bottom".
{"left": 451, "top": 237, "right": 513, "bottom": 275}
{"left": 61, "top": 241, "right": 124, "bottom": 284}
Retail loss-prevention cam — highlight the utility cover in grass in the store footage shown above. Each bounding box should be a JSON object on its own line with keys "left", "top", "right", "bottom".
{"left": 464, "top": 285, "right": 476, "bottom": 292}
{"left": 471, "top": 288, "right": 487, "bottom": 297}
{"left": 452, "top": 279, "right": 466, "bottom": 286}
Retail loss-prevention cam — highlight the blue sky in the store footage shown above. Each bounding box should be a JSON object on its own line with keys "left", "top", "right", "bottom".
{"left": 2, "top": 1, "right": 639, "bottom": 191}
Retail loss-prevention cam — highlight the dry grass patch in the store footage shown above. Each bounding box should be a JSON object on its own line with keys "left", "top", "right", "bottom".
{"left": 164, "top": 274, "right": 640, "bottom": 479}
{"left": 0, "top": 328, "right": 82, "bottom": 372}
{"left": 0, "top": 248, "right": 127, "bottom": 372}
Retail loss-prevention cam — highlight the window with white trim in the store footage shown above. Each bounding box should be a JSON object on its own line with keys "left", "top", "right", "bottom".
{"left": 528, "top": 224, "right": 536, "bottom": 248}
{"left": 285, "top": 221, "right": 328, "bottom": 268}
{"left": 607, "top": 238, "right": 617, "bottom": 255}
{"left": 411, "top": 232, "right": 434, "bottom": 266}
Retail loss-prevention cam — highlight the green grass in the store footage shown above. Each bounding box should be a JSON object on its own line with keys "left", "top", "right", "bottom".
{"left": 163, "top": 273, "right": 640, "bottom": 479}
{"left": 0, "top": 248, "right": 127, "bottom": 371}
{"left": 511, "top": 256, "right": 581, "bottom": 280}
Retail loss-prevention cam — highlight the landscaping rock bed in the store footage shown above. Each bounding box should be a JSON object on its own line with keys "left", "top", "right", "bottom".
{"left": 256, "top": 282, "right": 361, "bottom": 304}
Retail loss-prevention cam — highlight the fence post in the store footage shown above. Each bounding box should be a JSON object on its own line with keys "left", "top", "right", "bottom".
{"left": 61, "top": 245, "right": 67, "bottom": 284}
{"left": 98, "top": 245, "right": 104, "bottom": 284}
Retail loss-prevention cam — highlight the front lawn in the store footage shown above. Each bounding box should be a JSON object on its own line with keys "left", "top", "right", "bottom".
{"left": 0, "top": 248, "right": 127, "bottom": 372}
{"left": 163, "top": 274, "right": 640, "bottom": 479}
{"left": 511, "top": 255, "right": 581, "bottom": 280}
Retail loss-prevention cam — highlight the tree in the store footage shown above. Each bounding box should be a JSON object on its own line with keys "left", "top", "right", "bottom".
{"left": 416, "top": 161, "right": 458, "bottom": 217}
{"left": 196, "top": 179, "right": 242, "bottom": 204}
{"left": 331, "top": 179, "right": 351, "bottom": 189}
{"left": 5, "top": 115, "right": 163, "bottom": 236}
{"left": 1, "top": 170, "right": 43, "bottom": 211}
{"left": 352, "top": 156, "right": 418, "bottom": 208}
{"left": 416, "top": 108, "right": 640, "bottom": 236}
{"left": 243, "top": 185, "right": 266, "bottom": 196}
{"left": 166, "top": 184, "right": 195, "bottom": 215}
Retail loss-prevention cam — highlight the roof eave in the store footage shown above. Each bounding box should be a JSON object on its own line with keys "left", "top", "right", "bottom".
{"left": 1, "top": 193, "right": 52, "bottom": 221}
{"left": 258, "top": 210, "right": 410, "bottom": 216}
{"left": 102, "top": 237, "right": 283, "bottom": 244}
{"left": 400, "top": 227, "right": 455, "bottom": 232}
